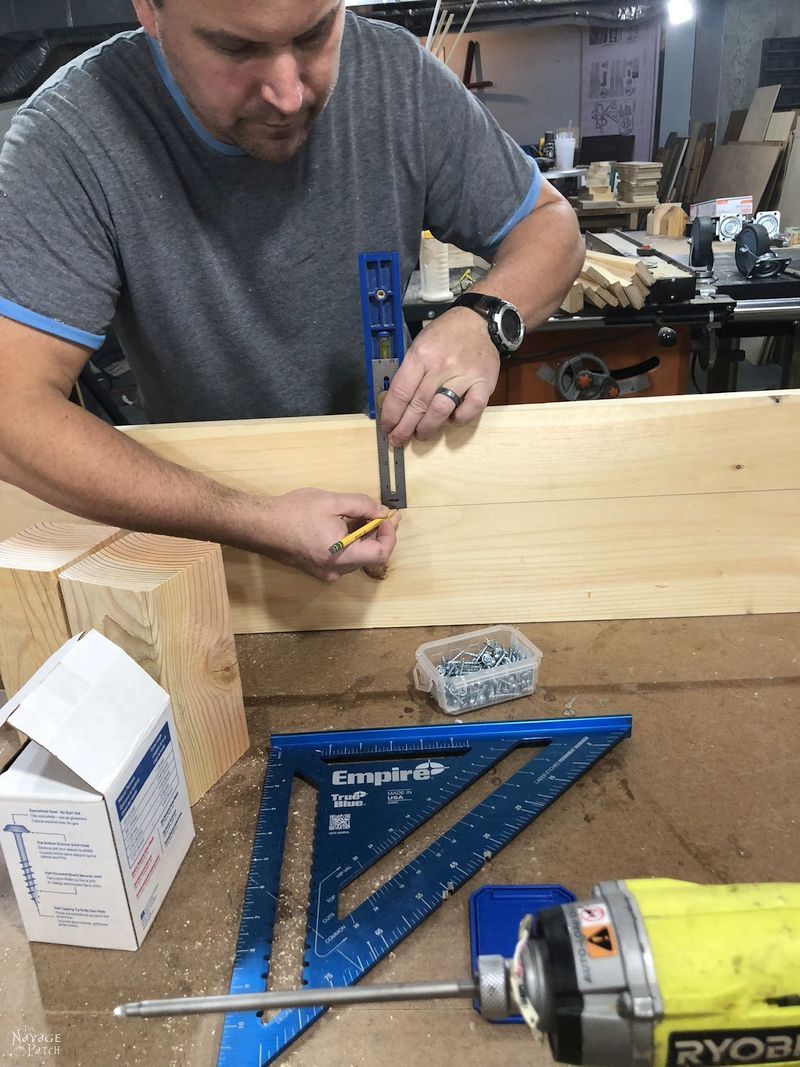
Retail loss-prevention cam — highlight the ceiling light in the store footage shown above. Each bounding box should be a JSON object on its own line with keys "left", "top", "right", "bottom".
{"left": 668, "top": 0, "right": 695, "bottom": 25}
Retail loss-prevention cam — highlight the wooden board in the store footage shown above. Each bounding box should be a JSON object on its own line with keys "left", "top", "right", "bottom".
{"left": 59, "top": 533, "right": 249, "bottom": 805}
{"left": 739, "top": 84, "right": 781, "bottom": 142}
{"left": 0, "top": 394, "right": 798, "bottom": 633}
{"left": 693, "top": 142, "right": 782, "bottom": 207}
{"left": 777, "top": 134, "right": 800, "bottom": 226}
{"left": 659, "top": 137, "right": 688, "bottom": 201}
{"left": 723, "top": 109, "right": 748, "bottom": 144}
{"left": 766, "top": 110, "right": 796, "bottom": 144}
{"left": 0, "top": 522, "right": 122, "bottom": 696}
{"left": 674, "top": 120, "right": 702, "bottom": 202}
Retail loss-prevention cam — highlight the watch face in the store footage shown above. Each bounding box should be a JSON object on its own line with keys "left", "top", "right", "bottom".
{"left": 499, "top": 306, "right": 523, "bottom": 346}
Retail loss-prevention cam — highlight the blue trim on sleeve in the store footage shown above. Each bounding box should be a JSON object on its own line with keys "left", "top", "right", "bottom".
{"left": 146, "top": 36, "right": 246, "bottom": 157}
{"left": 0, "top": 297, "right": 106, "bottom": 349}
{"left": 487, "top": 164, "right": 542, "bottom": 249}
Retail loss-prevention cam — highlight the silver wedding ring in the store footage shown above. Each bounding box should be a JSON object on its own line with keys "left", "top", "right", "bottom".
{"left": 435, "top": 386, "right": 464, "bottom": 409}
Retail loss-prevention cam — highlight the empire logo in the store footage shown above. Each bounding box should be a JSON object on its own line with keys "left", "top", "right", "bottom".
{"left": 668, "top": 1028, "right": 800, "bottom": 1066}
{"left": 331, "top": 760, "right": 447, "bottom": 788}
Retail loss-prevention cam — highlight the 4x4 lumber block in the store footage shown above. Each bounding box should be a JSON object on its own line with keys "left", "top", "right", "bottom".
{"left": 0, "top": 522, "right": 123, "bottom": 697}
{"left": 59, "top": 533, "right": 249, "bottom": 805}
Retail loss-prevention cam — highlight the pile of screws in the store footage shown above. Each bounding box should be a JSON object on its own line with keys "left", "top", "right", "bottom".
{"left": 436, "top": 639, "right": 534, "bottom": 712}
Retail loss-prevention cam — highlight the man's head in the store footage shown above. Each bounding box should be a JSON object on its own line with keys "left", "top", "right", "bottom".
{"left": 133, "top": 0, "right": 345, "bottom": 162}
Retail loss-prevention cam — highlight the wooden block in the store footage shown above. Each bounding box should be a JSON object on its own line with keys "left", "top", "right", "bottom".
{"left": 584, "top": 250, "right": 653, "bottom": 287}
{"left": 560, "top": 283, "right": 584, "bottom": 314}
{"left": 622, "top": 278, "right": 645, "bottom": 309}
{"left": 663, "top": 205, "right": 689, "bottom": 238}
{"left": 59, "top": 533, "right": 249, "bottom": 805}
{"left": 580, "top": 261, "right": 612, "bottom": 286}
{"left": 608, "top": 280, "right": 630, "bottom": 307}
{"left": 0, "top": 522, "right": 123, "bottom": 698}
{"left": 578, "top": 277, "right": 619, "bottom": 307}
{"left": 579, "top": 282, "right": 611, "bottom": 309}
{"left": 648, "top": 203, "right": 688, "bottom": 238}
{"left": 647, "top": 204, "right": 671, "bottom": 235}
{"left": 582, "top": 258, "right": 629, "bottom": 291}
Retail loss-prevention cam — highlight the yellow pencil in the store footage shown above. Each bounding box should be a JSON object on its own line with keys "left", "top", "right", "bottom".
{"left": 329, "top": 513, "right": 394, "bottom": 555}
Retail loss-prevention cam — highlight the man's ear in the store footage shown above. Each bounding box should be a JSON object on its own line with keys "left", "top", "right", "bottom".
{"left": 131, "top": 0, "right": 158, "bottom": 38}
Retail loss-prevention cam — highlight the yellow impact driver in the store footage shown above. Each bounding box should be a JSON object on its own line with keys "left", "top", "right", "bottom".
{"left": 476, "top": 879, "right": 800, "bottom": 1067}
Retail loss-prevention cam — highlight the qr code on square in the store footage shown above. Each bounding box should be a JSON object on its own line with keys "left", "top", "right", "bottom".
{"left": 329, "top": 813, "right": 351, "bottom": 832}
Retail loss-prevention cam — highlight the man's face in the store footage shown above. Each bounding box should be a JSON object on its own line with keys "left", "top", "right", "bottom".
{"left": 134, "top": 0, "right": 345, "bottom": 162}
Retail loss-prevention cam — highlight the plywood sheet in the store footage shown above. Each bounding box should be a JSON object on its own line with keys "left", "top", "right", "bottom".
{"left": 0, "top": 392, "right": 798, "bottom": 633}
{"left": 777, "top": 134, "right": 800, "bottom": 226}
{"left": 694, "top": 142, "right": 782, "bottom": 207}
{"left": 723, "top": 108, "right": 748, "bottom": 144}
{"left": 766, "top": 109, "right": 796, "bottom": 144}
{"left": 739, "top": 84, "right": 781, "bottom": 142}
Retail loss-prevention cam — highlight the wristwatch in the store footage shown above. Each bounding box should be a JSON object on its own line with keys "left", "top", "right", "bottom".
{"left": 451, "top": 292, "right": 525, "bottom": 358}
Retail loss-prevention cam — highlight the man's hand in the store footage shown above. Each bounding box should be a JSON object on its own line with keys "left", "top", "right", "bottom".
{"left": 380, "top": 307, "right": 500, "bottom": 448}
{"left": 255, "top": 488, "right": 401, "bottom": 581}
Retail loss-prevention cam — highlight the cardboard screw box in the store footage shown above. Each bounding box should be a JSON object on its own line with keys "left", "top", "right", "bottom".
{"left": 0, "top": 630, "right": 194, "bottom": 950}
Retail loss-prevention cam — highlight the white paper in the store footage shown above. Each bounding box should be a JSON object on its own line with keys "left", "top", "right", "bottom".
{"left": 581, "top": 19, "right": 660, "bottom": 162}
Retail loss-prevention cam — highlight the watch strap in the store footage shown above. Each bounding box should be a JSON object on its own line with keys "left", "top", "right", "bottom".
{"left": 452, "top": 292, "right": 503, "bottom": 316}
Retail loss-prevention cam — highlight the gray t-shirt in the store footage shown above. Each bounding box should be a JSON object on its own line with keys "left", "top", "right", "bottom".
{"left": 0, "top": 14, "right": 539, "bottom": 422}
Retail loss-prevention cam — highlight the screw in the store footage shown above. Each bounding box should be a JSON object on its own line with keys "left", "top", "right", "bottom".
{"left": 436, "top": 638, "right": 533, "bottom": 713}
{"left": 4, "top": 823, "right": 39, "bottom": 908}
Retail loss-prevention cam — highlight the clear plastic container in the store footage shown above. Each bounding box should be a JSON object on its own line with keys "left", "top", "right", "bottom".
{"left": 413, "top": 625, "right": 543, "bottom": 716}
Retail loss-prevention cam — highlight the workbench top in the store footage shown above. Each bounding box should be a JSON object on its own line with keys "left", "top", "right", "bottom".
{"left": 2, "top": 615, "right": 799, "bottom": 1067}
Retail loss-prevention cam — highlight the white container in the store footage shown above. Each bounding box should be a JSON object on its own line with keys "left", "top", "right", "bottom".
{"left": 419, "top": 230, "right": 453, "bottom": 301}
{"left": 0, "top": 630, "right": 194, "bottom": 950}
{"left": 413, "top": 625, "right": 543, "bottom": 715}
{"left": 555, "top": 135, "right": 576, "bottom": 170}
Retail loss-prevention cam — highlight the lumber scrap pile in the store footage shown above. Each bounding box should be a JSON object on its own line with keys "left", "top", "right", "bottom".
{"left": 616, "top": 161, "right": 663, "bottom": 204}
{"left": 583, "top": 161, "right": 614, "bottom": 201}
{"left": 658, "top": 86, "right": 799, "bottom": 217}
{"left": 561, "top": 248, "right": 654, "bottom": 313}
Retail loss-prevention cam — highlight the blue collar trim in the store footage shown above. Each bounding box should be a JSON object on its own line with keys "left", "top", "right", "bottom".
{"left": 146, "top": 35, "right": 246, "bottom": 157}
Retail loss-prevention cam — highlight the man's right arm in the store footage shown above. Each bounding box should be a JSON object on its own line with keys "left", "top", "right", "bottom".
{"left": 0, "top": 318, "right": 398, "bottom": 581}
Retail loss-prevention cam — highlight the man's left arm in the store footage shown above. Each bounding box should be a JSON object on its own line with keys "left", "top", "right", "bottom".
{"left": 381, "top": 178, "right": 583, "bottom": 447}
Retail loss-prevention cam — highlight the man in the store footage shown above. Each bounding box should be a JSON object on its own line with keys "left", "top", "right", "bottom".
{"left": 0, "top": 0, "right": 583, "bottom": 580}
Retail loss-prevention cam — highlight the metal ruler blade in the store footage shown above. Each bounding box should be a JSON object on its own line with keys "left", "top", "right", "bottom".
{"left": 217, "top": 715, "right": 632, "bottom": 1066}
{"left": 359, "top": 252, "right": 407, "bottom": 510}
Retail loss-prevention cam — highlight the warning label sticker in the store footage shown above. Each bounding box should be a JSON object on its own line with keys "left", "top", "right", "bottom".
{"left": 576, "top": 905, "right": 617, "bottom": 958}
{"left": 578, "top": 904, "right": 608, "bottom": 925}
{"left": 582, "top": 922, "right": 618, "bottom": 958}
